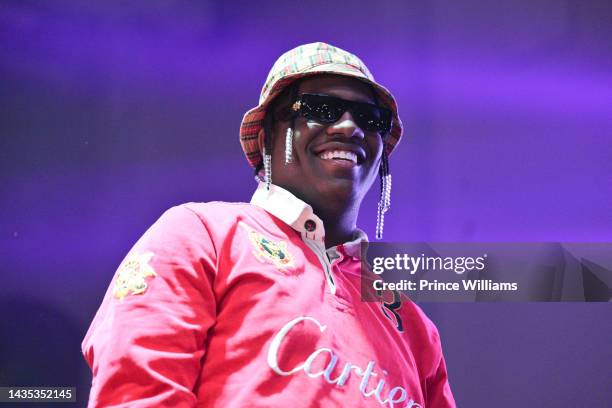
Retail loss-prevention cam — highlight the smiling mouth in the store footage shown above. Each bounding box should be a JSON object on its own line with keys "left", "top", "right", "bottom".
{"left": 318, "top": 150, "right": 359, "bottom": 164}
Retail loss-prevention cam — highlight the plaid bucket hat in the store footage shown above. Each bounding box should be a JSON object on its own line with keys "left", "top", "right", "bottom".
{"left": 239, "top": 42, "right": 404, "bottom": 169}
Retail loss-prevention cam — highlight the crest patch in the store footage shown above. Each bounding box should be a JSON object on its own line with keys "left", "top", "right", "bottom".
{"left": 248, "top": 230, "right": 294, "bottom": 270}
{"left": 113, "top": 251, "right": 157, "bottom": 300}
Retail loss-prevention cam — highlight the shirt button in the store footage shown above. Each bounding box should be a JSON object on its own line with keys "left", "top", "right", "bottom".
{"left": 304, "top": 219, "right": 316, "bottom": 232}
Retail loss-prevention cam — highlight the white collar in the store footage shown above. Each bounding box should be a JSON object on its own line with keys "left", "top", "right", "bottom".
{"left": 250, "top": 182, "right": 367, "bottom": 253}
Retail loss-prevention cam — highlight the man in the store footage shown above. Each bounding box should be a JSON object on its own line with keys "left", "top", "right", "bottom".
{"left": 82, "top": 42, "right": 456, "bottom": 407}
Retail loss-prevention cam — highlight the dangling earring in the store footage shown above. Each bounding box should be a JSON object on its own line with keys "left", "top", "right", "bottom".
{"left": 263, "top": 150, "right": 272, "bottom": 191}
{"left": 376, "top": 153, "right": 392, "bottom": 240}
{"left": 285, "top": 114, "right": 297, "bottom": 165}
{"left": 285, "top": 127, "right": 293, "bottom": 164}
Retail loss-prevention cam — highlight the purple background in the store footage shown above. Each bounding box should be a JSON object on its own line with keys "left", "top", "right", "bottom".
{"left": 1, "top": 1, "right": 611, "bottom": 406}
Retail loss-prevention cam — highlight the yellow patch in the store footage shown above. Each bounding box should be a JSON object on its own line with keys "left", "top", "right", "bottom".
{"left": 113, "top": 252, "right": 157, "bottom": 300}
{"left": 247, "top": 229, "right": 294, "bottom": 270}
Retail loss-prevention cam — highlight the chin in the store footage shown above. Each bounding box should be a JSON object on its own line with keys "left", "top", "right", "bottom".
{"left": 315, "top": 177, "right": 361, "bottom": 201}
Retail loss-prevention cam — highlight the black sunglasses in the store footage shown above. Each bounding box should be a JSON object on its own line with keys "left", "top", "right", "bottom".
{"left": 288, "top": 93, "right": 392, "bottom": 133}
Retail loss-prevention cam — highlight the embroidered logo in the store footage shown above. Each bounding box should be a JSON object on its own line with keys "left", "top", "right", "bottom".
{"left": 363, "top": 259, "right": 405, "bottom": 333}
{"left": 248, "top": 230, "right": 294, "bottom": 270}
{"left": 267, "top": 316, "right": 422, "bottom": 407}
{"left": 113, "top": 251, "right": 157, "bottom": 300}
{"left": 377, "top": 289, "right": 405, "bottom": 333}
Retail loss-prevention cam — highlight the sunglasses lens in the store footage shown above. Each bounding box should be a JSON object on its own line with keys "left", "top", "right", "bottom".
{"left": 352, "top": 104, "right": 391, "bottom": 133}
{"left": 301, "top": 94, "right": 343, "bottom": 123}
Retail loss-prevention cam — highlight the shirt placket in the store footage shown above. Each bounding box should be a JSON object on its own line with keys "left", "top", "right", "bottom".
{"left": 302, "top": 236, "right": 337, "bottom": 295}
{"left": 302, "top": 237, "right": 357, "bottom": 313}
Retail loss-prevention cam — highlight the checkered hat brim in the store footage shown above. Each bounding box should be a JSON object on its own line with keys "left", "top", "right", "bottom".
{"left": 239, "top": 42, "right": 403, "bottom": 168}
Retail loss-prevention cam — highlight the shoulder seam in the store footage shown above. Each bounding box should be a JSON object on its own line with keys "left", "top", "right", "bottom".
{"left": 179, "top": 204, "right": 219, "bottom": 262}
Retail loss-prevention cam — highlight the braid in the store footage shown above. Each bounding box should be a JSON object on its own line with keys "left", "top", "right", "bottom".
{"left": 254, "top": 79, "right": 301, "bottom": 181}
{"left": 254, "top": 81, "right": 302, "bottom": 185}
{"left": 372, "top": 83, "right": 392, "bottom": 239}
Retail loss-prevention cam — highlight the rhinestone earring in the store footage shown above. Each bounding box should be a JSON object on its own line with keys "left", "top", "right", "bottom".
{"left": 376, "top": 154, "right": 392, "bottom": 240}
{"left": 285, "top": 127, "right": 293, "bottom": 164}
{"left": 376, "top": 174, "right": 391, "bottom": 239}
{"left": 263, "top": 152, "right": 272, "bottom": 191}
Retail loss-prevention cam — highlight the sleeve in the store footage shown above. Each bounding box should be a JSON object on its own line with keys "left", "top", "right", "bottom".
{"left": 81, "top": 205, "right": 218, "bottom": 407}
{"left": 425, "top": 334, "right": 456, "bottom": 408}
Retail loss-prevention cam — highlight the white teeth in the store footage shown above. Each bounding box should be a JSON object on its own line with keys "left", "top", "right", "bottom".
{"left": 319, "top": 150, "right": 358, "bottom": 163}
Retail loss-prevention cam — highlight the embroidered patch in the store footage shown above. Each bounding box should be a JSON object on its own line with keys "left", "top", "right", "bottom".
{"left": 248, "top": 230, "right": 294, "bottom": 270}
{"left": 113, "top": 252, "right": 157, "bottom": 300}
{"left": 377, "top": 289, "right": 404, "bottom": 333}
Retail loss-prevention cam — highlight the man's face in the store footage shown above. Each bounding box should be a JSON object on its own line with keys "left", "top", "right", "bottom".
{"left": 266, "top": 75, "right": 384, "bottom": 211}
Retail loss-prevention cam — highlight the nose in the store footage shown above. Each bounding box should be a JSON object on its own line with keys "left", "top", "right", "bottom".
{"left": 326, "top": 111, "right": 364, "bottom": 140}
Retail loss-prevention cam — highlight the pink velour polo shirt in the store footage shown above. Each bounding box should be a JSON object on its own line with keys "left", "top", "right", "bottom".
{"left": 82, "top": 183, "right": 455, "bottom": 407}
